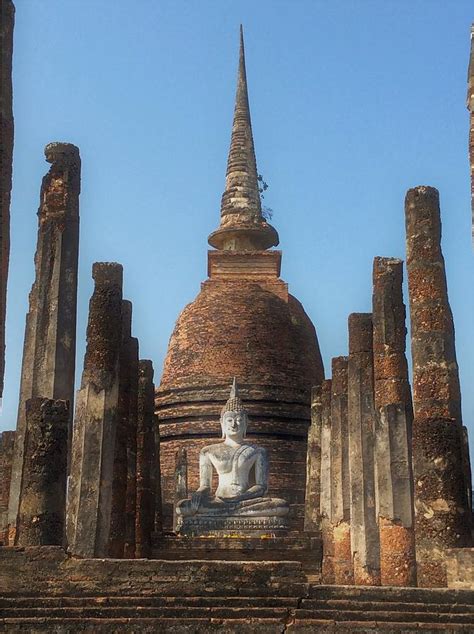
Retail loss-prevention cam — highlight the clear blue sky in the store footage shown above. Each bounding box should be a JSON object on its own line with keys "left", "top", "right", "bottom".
{"left": 3, "top": 1, "right": 473, "bottom": 455}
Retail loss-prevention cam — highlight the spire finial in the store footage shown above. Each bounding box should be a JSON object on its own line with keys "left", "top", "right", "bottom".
{"left": 468, "top": 23, "right": 474, "bottom": 111}
{"left": 208, "top": 27, "right": 279, "bottom": 251}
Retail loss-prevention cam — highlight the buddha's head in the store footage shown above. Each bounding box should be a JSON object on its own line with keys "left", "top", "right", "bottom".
{"left": 220, "top": 378, "right": 248, "bottom": 440}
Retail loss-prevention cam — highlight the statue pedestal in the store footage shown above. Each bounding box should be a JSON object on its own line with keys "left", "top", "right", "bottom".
{"left": 177, "top": 514, "right": 290, "bottom": 536}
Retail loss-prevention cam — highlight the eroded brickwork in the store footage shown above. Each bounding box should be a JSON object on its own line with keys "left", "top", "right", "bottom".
{"left": 0, "top": 0, "right": 14, "bottom": 399}
{"left": 136, "top": 360, "right": 157, "bottom": 558}
{"left": 468, "top": 25, "right": 474, "bottom": 244}
{"left": 320, "top": 380, "right": 334, "bottom": 583}
{"left": 405, "top": 186, "right": 472, "bottom": 587}
{"left": 16, "top": 398, "right": 68, "bottom": 546}
{"left": 329, "top": 357, "right": 353, "bottom": 585}
{"left": 67, "top": 263, "right": 123, "bottom": 558}
{"left": 372, "top": 256, "right": 416, "bottom": 587}
{"left": 0, "top": 430, "right": 15, "bottom": 544}
{"left": 304, "top": 386, "right": 322, "bottom": 533}
{"left": 348, "top": 313, "right": 380, "bottom": 586}
{"left": 8, "top": 142, "right": 80, "bottom": 543}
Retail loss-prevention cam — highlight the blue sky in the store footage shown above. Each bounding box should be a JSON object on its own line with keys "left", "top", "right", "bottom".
{"left": 2, "top": 1, "right": 473, "bottom": 454}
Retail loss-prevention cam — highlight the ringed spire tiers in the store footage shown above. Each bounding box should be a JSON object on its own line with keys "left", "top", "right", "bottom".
{"left": 208, "top": 26, "right": 279, "bottom": 251}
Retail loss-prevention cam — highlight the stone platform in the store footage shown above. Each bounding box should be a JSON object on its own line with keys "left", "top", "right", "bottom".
{"left": 152, "top": 532, "right": 322, "bottom": 579}
{"left": 2, "top": 547, "right": 474, "bottom": 631}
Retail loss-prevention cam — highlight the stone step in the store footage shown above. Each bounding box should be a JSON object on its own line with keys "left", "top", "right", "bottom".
{"left": 309, "top": 584, "right": 474, "bottom": 604}
{"left": 2, "top": 605, "right": 474, "bottom": 625}
{"left": 0, "top": 596, "right": 298, "bottom": 609}
{"left": 295, "top": 609, "right": 474, "bottom": 624}
{"left": 287, "top": 620, "right": 474, "bottom": 632}
{"left": 2, "top": 616, "right": 474, "bottom": 633}
{"left": 0, "top": 617, "right": 287, "bottom": 633}
{"left": 301, "top": 598, "right": 474, "bottom": 614}
{"left": 0, "top": 606, "right": 290, "bottom": 619}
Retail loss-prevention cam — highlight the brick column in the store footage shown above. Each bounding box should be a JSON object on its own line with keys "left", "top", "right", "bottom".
{"left": 304, "top": 386, "right": 322, "bottom": 532}
{"left": 67, "top": 263, "right": 123, "bottom": 558}
{"left": 124, "top": 333, "right": 138, "bottom": 558}
{"left": 405, "top": 186, "right": 472, "bottom": 587}
{"left": 136, "top": 360, "right": 157, "bottom": 558}
{"left": 348, "top": 313, "right": 380, "bottom": 586}
{"left": 0, "top": 430, "right": 15, "bottom": 544}
{"left": 108, "top": 300, "right": 134, "bottom": 557}
{"left": 16, "top": 398, "right": 69, "bottom": 546}
{"left": 173, "top": 448, "right": 188, "bottom": 532}
{"left": 320, "top": 380, "right": 334, "bottom": 583}
{"left": 0, "top": 0, "right": 14, "bottom": 400}
{"left": 330, "top": 357, "right": 354, "bottom": 585}
{"left": 372, "top": 256, "right": 416, "bottom": 586}
{"left": 9, "top": 143, "right": 80, "bottom": 543}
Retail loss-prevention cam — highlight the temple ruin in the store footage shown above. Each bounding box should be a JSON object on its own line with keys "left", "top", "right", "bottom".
{"left": 0, "top": 9, "right": 473, "bottom": 632}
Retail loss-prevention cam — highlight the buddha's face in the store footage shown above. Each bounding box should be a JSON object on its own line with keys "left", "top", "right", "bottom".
{"left": 221, "top": 410, "right": 247, "bottom": 440}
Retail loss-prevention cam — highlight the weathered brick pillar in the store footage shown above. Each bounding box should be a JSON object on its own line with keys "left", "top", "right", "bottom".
{"left": 136, "top": 360, "right": 157, "bottom": 558}
{"left": 108, "top": 300, "right": 134, "bottom": 557}
{"left": 372, "top": 256, "right": 416, "bottom": 587}
{"left": 173, "top": 447, "right": 188, "bottom": 532}
{"left": 67, "top": 262, "right": 123, "bottom": 558}
{"left": 9, "top": 142, "right": 80, "bottom": 543}
{"left": 154, "top": 415, "right": 163, "bottom": 534}
{"left": 15, "top": 398, "right": 69, "bottom": 546}
{"left": 304, "top": 386, "right": 322, "bottom": 532}
{"left": 0, "top": 0, "right": 14, "bottom": 400}
{"left": 124, "top": 331, "right": 139, "bottom": 558}
{"left": 0, "top": 430, "right": 15, "bottom": 544}
{"left": 468, "top": 24, "right": 474, "bottom": 244}
{"left": 405, "top": 186, "right": 472, "bottom": 587}
{"left": 330, "top": 357, "right": 354, "bottom": 585}
{"left": 348, "top": 313, "right": 380, "bottom": 586}
{"left": 320, "top": 380, "right": 334, "bottom": 583}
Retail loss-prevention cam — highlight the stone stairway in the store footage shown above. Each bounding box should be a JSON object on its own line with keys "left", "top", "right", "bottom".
{"left": 1, "top": 586, "right": 474, "bottom": 632}
{"left": 1, "top": 548, "right": 474, "bottom": 632}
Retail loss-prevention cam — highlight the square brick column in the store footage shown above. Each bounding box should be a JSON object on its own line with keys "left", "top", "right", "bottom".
{"left": 372, "top": 256, "right": 416, "bottom": 586}
{"left": 348, "top": 313, "right": 380, "bottom": 586}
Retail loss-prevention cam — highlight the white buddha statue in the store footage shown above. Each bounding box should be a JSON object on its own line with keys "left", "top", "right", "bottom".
{"left": 176, "top": 379, "right": 289, "bottom": 527}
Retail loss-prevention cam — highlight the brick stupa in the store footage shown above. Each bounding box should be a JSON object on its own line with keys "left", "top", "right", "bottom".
{"left": 156, "top": 27, "right": 324, "bottom": 531}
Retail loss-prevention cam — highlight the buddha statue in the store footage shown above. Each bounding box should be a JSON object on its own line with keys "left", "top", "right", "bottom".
{"left": 176, "top": 379, "right": 289, "bottom": 533}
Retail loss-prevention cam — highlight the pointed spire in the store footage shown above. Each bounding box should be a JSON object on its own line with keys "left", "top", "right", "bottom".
{"left": 230, "top": 376, "right": 238, "bottom": 399}
{"left": 208, "top": 26, "right": 279, "bottom": 251}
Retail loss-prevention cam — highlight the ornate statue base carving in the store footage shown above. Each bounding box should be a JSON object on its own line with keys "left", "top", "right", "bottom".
{"left": 176, "top": 379, "right": 289, "bottom": 536}
{"left": 177, "top": 514, "right": 290, "bottom": 536}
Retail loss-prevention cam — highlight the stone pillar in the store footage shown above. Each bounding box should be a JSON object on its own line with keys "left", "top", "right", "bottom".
{"left": 108, "top": 301, "right": 134, "bottom": 557}
{"left": 154, "top": 415, "right": 163, "bottom": 534}
{"left": 320, "top": 379, "right": 334, "bottom": 583}
{"left": 405, "top": 186, "right": 472, "bottom": 587}
{"left": 468, "top": 24, "right": 474, "bottom": 245}
{"left": 124, "top": 333, "right": 138, "bottom": 558}
{"left": 67, "top": 262, "right": 123, "bottom": 558}
{"left": 0, "top": 0, "right": 14, "bottom": 399}
{"left": 348, "top": 313, "right": 380, "bottom": 586}
{"left": 173, "top": 447, "right": 188, "bottom": 532}
{"left": 8, "top": 142, "right": 80, "bottom": 543}
{"left": 136, "top": 360, "right": 156, "bottom": 558}
{"left": 0, "top": 430, "right": 15, "bottom": 544}
{"left": 461, "top": 426, "right": 472, "bottom": 517}
{"left": 15, "top": 398, "right": 68, "bottom": 546}
{"left": 330, "top": 357, "right": 354, "bottom": 585}
{"left": 372, "top": 256, "right": 416, "bottom": 587}
{"left": 304, "top": 386, "right": 322, "bottom": 532}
